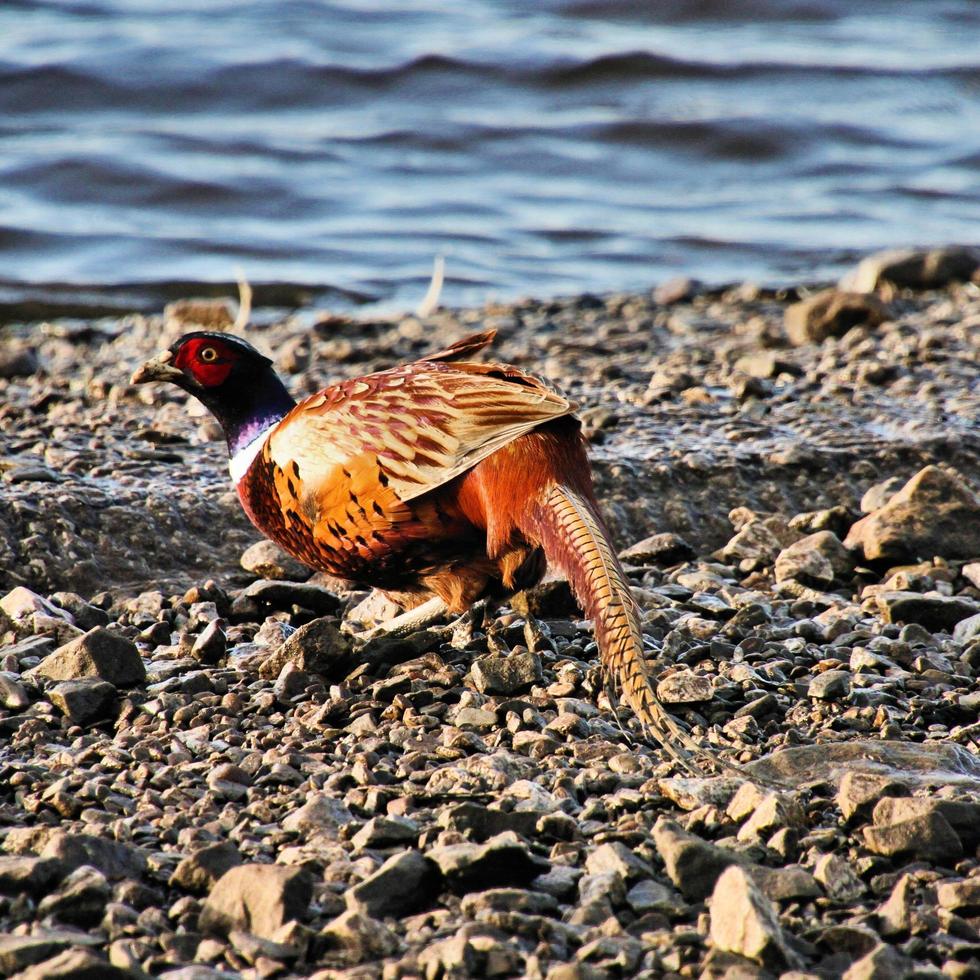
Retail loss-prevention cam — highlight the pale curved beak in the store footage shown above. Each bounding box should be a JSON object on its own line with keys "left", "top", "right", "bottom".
{"left": 131, "top": 349, "right": 185, "bottom": 386}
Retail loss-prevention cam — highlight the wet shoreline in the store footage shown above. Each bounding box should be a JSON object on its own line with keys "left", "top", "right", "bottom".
{"left": 1, "top": 250, "right": 980, "bottom": 978}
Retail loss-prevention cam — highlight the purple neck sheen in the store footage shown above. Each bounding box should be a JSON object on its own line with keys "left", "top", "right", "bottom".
{"left": 197, "top": 369, "right": 296, "bottom": 459}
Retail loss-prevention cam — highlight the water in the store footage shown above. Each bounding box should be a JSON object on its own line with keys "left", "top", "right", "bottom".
{"left": 1, "top": 0, "right": 979, "bottom": 313}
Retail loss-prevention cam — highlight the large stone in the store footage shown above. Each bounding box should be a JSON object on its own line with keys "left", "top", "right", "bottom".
{"left": 845, "top": 466, "right": 980, "bottom": 562}
{"left": 863, "top": 803, "right": 962, "bottom": 864}
{"left": 775, "top": 531, "right": 854, "bottom": 586}
{"left": 345, "top": 849, "right": 440, "bottom": 918}
{"left": 258, "top": 617, "right": 354, "bottom": 681}
{"left": 0, "top": 856, "right": 66, "bottom": 896}
{"left": 875, "top": 591, "right": 980, "bottom": 632}
{"left": 840, "top": 246, "right": 980, "bottom": 292}
{"left": 8, "top": 947, "right": 139, "bottom": 980}
{"left": 39, "top": 832, "right": 147, "bottom": 880}
{"left": 936, "top": 878, "right": 980, "bottom": 914}
{"left": 709, "top": 865, "right": 800, "bottom": 969}
{"left": 841, "top": 943, "right": 915, "bottom": 980}
{"left": 171, "top": 842, "right": 244, "bottom": 894}
{"left": 47, "top": 679, "right": 117, "bottom": 724}
{"left": 836, "top": 772, "right": 907, "bottom": 822}
{"left": 240, "top": 540, "right": 311, "bottom": 582}
{"left": 281, "top": 793, "right": 355, "bottom": 836}
{"left": 428, "top": 832, "right": 547, "bottom": 895}
{"left": 470, "top": 651, "right": 543, "bottom": 695}
{"left": 0, "top": 932, "right": 102, "bottom": 976}
{"left": 620, "top": 532, "right": 695, "bottom": 565}
{"left": 33, "top": 628, "right": 145, "bottom": 687}
{"left": 320, "top": 909, "right": 401, "bottom": 965}
{"left": 36, "top": 865, "right": 110, "bottom": 927}
{"left": 784, "top": 289, "right": 887, "bottom": 345}
{"left": 657, "top": 670, "right": 713, "bottom": 704}
{"left": 199, "top": 864, "right": 312, "bottom": 940}
{"left": 652, "top": 818, "right": 740, "bottom": 901}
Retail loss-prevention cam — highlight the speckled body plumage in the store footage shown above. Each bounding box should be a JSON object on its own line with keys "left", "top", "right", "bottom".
{"left": 132, "top": 328, "right": 704, "bottom": 768}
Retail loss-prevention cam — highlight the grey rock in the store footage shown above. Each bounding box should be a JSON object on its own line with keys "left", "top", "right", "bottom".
{"left": 199, "top": 864, "right": 312, "bottom": 940}
{"left": 0, "top": 345, "right": 40, "bottom": 378}
{"left": 240, "top": 540, "right": 311, "bottom": 582}
{"left": 836, "top": 772, "right": 908, "bottom": 822}
{"left": 874, "top": 797, "right": 980, "bottom": 845}
{"left": 875, "top": 591, "right": 980, "bottom": 632}
{"left": 171, "top": 842, "right": 243, "bottom": 894}
{"left": 953, "top": 612, "right": 980, "bottom": 645}
{"left": 709, "top": 865, "right": 801, "bottom": 969}
{"left": 190, "top": 620, "right": 226, "bottom": 663}
{"left": 808, "top": 670, "right": 851, "bottom": 700}
{"left": 784, "top": 289, "right": 886, "bottom": 345}
{"left": 350, "top": 816, "right": 419, "bottom": 850}
{"left": 775, "top": 531, "right": 854, "bottom": 586}
{"left": 625, "top": 878, "right": 684, "bottom": 914}
{"left": 737, "top": 793, "right": 805, "bottom": 842}
{"left": 877, "top": 874, "right": 915, "bottom": 937}
{"left": 750, "top": 865, "right": 821, "bottom": 903}
{"left": 344, "top": 849, "right": 440, "bottom": 918}
{"left": 584, "top": 842, "right": 652, "bottom": 880}
{"left": 936, "top": 878, "right": 980, "bottom": 914}
{"left": 0, "top": 673, "right": 31, "bottom": 710}
{"left": 282, "top": 793, "right": 355, "bottom": 835}
{"left": 40, "top": 832, "right": 147, "bottom": 880}
{"left": 453, "top": 705, "right": 499, "bottom": 730}
{"left": 845, "top": 465, "right": 980, "bottom": 562}
{"left": 840, "top": 245, "right": 980, "bottom": 292}
{"left": 813, "top": 853, "right": 864, "bottom": 902}
{"left": 240, "top": 579, "right": 340, "bottom": 615}
{"left": 34, "top": 628, "right": 145, "bottom": 687}
{"left": 863, "top": 801, "right": 962, "bottom": 864}
{"left": 428, "top": 831, "right": 547, "bottom": 894}
{"left": 9, "top": 947, "right": 141, "bottom": 980}
{"left": 0, "top": 934, "right": 95, "bottom": 977}
{"left": 272, "top": 661, "right": 310, "bottom": 703}
{"left": 841, "top": 943, "right": 915, "bottom": 980}
{"left": 470, "top": 650, "right": 543, "bottom": 695}
{"left": 47, "top": 678, "right": 117, "bottom": 723}
{"left": 439, "top": 803, "right": 539, "bottom": 841}
{"left": 459, "top": 887, "right": 559, "bottom": 917}
{"left": 0, "top": 855, "right": 66, "bottom": 896}
{"left": 36, "top": 865, "right": 110, "bottom": 927}
{"left": 320, "top": 909, "right": 401, "bottom": 965}
{"left": 258, "top": 616, "right": 353, "bottom": 680}
{"left": 619, "top": 532, "right": 695, "bottom": 565}
{"left": 652, "top": 818, "right": 740, "bottom": 900}
{"left": 860, "top": 477, "right": 905, "bottom": 514}
{"left": 657, "top": 670, "right": 713, "bottom": 704}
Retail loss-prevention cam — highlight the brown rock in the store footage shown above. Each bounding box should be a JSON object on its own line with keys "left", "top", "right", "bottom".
{"left": 840, "top": 246, "right": 980, "bottom": 292}
{"left": 709, "top": 865, "right": 801, "bottom": 969}
{"left": 240, "top": 540, "right": 311, "bottom": 582}
{"left": 875, "top": 591, "right": 980, "bottom": 632}
{"left": 784, "top": 289, "right": 886, "bottom": 345}
{"left": 33, "top": 628, "right": 145, "bottom": 687}
{"left": 171, "top": 842, "right": 243, "bottom": 894}
{"left": 199, "top": 863, "right": 312, "bottom": 940}
{"left": 844, "top": 466, "right": 980, "bottom": 562}
{"left": 258, "top": 617, "right": 354, "bottom": 680}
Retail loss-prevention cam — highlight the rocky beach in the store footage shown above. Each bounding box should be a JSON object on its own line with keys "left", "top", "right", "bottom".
{"left": 1, "top": 246, "right": 980, "bottom": 980}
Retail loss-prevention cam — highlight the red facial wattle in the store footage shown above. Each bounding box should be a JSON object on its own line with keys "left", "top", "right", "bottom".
{"left": 174, "top": 338, "right": 235, "bottom": 387}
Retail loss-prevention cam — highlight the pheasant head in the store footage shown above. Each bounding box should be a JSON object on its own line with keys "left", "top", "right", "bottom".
{"left": 132, "top": 332, "right": 296, "bottom": 474}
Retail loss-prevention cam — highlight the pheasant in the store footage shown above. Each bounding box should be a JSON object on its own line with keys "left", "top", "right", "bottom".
{"left": 132, "top": 329, "right": 704, "bottom": 768}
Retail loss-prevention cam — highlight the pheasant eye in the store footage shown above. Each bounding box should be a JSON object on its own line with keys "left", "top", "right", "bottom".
{"left": 199, "top": 346, "right": 219, "bottom": 362}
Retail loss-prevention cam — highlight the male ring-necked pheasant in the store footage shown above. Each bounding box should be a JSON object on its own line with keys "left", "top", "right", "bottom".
{"left": 132, "top": 329, "right": 703, "bottom": 768}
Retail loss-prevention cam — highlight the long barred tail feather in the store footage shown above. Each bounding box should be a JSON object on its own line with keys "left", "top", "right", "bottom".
{"left": 521, "top": 482, "right": 708, "bottom": 773}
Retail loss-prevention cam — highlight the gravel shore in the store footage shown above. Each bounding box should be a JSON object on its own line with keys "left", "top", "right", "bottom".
{"left": 1, "top": 247, "right": 979, "bottom": 979}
